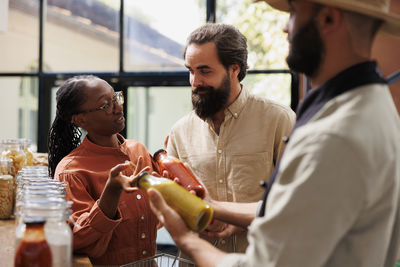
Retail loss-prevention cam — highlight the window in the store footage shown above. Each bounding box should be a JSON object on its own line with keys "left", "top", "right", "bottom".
{"left": 0, "top": 0, "right": 297, "bottom": 153}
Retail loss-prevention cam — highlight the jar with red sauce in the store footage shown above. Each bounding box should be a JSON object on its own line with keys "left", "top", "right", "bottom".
{"left": 153, "top": 149, "right": 206, "bottom": 199}
{"left": 14, "top": 217, "right": 52, "bottom": 267}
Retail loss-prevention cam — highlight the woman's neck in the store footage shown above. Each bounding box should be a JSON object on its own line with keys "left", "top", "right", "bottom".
{"left": 87, "top": 134, "right": 120, "bottom": 148}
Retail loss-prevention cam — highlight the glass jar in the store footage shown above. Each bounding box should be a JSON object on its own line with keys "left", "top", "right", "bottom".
{"left": 137, "top": 171, "right": 213, "bottom": 232}
{"left": 19, "top": 139, "right": 34, "bottom": 166}
{"left": 0, "top": 174, "right": 13, "bottom": 218}
{"left": 16, "top": 199, "right": 73, "bottom": 267}
{"left": 14, "top": 217, "right": 52, "bottom": 267}
{"left": 0, "top": 139, "right": 26, "bottom": 177}
{"left": 0, "top": 157, "right": 12, "bottom": 175}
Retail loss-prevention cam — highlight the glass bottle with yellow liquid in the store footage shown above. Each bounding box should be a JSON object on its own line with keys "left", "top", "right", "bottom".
{"left": 137, "top": 172, "right": 213, "bottom": 232}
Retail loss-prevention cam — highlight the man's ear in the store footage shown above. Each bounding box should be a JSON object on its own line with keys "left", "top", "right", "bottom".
{"left": 71, "top": 114, "right": 86, "bottom": 128}
{"left": 230, "top": 64, "right": 241, "bottom": 79}
{"left": 317, "top": 6, "right": 344, "bottom": 35}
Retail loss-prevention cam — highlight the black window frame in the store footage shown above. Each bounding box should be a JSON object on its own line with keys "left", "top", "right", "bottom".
{"left": 0, "top": 0, "right": 299, "bottom": 152}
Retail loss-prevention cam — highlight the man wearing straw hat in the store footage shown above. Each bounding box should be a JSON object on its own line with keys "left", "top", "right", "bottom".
{"left": 146, "top": 0, "right": 400, "bottom": 266}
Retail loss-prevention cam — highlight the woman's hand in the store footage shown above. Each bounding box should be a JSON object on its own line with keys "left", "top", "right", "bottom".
{"left": 108, "top": 156, "right": 150, "bottom": 193}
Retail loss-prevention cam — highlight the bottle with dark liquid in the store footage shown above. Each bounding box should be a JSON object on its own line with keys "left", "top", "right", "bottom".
{"left": 137, "top": 172, "right": 213, "bottom": 232}
{"left": 14, "top": 217, "right": 52, "bottom": 267}
{"left": 153, "top": 149, "right": 206, "bottom": 199}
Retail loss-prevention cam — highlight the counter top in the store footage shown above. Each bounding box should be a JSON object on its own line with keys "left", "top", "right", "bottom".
{"left": 0, "top": 218, "right": 92, "bottom": 267}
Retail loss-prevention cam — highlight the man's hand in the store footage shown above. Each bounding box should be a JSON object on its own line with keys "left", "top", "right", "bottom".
{"left": 202, "top": 223, "right": 246, "bottom": 239}
{"left": 147, "top": 188, "right": 194, "bottom": 247}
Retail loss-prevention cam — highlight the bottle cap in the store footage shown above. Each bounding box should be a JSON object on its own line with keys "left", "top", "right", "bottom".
{"left": 153, "top": 149, "right": 167, "bottom": 160}
{"left": 136, "top": 171, "right": 150, "bottom": 188}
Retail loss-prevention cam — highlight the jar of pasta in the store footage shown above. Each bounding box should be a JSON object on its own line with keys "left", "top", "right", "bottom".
{"left": 19, "top": 139, "right": 34, "bottom": 166}
{"left": 0, "top": 174, "right": 13, "bottom": 218}
{"left": 0, "top": 139, "right": 26, "bottom": 177}
{"left": 0, "top": 157, "right": 14, "bottom": 218}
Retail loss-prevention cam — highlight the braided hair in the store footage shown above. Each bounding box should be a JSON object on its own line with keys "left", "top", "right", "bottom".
{"left": 48, "top": 75, "right": 97, "bottom": 177}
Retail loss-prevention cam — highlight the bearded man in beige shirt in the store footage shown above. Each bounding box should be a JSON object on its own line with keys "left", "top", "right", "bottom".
{"left": 166, "top": 23, "right": 296, "bottom": 254}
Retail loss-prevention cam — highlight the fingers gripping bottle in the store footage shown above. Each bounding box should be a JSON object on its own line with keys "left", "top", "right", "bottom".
{"left": 153, "top": 149, "right": 206, "bottom": 199}
{"left": 137, "top": 172, "right": 213, "bottom": 232}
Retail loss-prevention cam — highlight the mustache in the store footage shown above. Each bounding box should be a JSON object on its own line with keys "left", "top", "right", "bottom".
{"left": 193, "top": 86, "right": 214, "bottom": 94}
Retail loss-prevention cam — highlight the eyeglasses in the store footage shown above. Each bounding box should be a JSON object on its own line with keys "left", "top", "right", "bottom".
{"left": 79, "top": 91, "right": 124, "bottom": 115}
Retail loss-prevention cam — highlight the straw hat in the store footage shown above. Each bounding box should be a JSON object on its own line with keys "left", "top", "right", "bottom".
{"left": 256, "top": 0, "right": 400, "bottom": 37}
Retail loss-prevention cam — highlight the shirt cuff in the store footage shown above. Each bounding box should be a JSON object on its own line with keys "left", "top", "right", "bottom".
{"left": 86, "top": 200, "right": 122, "bottom": 233}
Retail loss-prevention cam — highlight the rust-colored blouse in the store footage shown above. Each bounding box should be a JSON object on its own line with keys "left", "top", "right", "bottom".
{"left": 54, "top": 135, "right": 158, "bottom": 265}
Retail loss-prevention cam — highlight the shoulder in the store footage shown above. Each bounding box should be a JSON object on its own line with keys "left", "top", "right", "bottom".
{"left": 246, "top": 94, "right": 296, "bottom": 122}
{"left": 170, "top": 111, "right": 203, "bottom": 132}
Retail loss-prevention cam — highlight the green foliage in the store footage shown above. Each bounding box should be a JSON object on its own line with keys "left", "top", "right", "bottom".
{"left": 217, "top": 0, "right": 292, "bottom": 106}
{"left": 217, "top": 0, "right": 289, "bottom": 69}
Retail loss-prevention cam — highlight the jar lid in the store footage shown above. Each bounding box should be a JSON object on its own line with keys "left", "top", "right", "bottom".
{"left": 0, "top": 174, "right": 13, "bottom": 180}
{"left": 0, "top": 157, "right": 12, "bottom": 163}
{"left": 0, "top": 139, "right": 20, "bottom": 144}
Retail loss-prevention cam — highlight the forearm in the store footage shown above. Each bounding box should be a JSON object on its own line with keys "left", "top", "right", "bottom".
{"left": 211, "top": 200, "right": 257, "bottom": 228}
{"left": 98, "top": 182, "right": 122, "bottom": 219}
{"left": 177, "top": 232, "right": 227, "bottom": 267}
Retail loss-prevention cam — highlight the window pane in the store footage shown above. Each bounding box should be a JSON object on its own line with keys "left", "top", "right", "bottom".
{"left": 44, "top": 0, "right": 120, "bottom": 72}
{"left": 0, "top": 0, "right": 39, "bottom": 72}
{"left": 217, "top": 0, "right": 289, "bottom": 69}
{"left": 123, "top": 0, "right": 205, "bottom": 71}
{"left": 243, "top": 73, "right": 292, "bottom": 107}
{"left": 127, "top": 87, "right": 192, "bottom": 154}
{"left": 0, "top": 77, "right": 39, "bottom": 151}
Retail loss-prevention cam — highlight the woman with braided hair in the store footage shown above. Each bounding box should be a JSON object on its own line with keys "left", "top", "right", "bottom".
{"left": 48, "top": 75, "right": 158, "bottom": 265}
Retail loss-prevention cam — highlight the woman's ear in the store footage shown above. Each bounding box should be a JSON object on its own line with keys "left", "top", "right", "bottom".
{"left": 71, "top": 114, "right": 85, "bottom": 128}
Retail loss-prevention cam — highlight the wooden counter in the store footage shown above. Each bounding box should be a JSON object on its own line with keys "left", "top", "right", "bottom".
{"left": 0, "top": 218, "right": 92, "bottom": 267}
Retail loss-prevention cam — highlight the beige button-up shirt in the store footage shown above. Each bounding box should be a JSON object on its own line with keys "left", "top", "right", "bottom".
{"left": 167, "top": 88, "right": 296, "bottom": 253}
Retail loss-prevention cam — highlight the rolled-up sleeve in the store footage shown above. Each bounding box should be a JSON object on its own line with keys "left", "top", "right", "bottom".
{"left": 59, "top": 172, "right": 122, "bottom": 258}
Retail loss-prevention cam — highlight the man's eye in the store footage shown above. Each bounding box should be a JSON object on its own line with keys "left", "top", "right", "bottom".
{"left": 102, "top": 102, "right": 111, "bottom": 109}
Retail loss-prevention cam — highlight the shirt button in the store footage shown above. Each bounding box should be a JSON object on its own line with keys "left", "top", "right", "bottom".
{"left": 282, "top": 136, "right": 289, "bottom": 144}
{"left": 136, "top": 194, "right": 142, "bottom": 200}
{"left": 218, "top": 149, "right": 222, "bottom": 154}
{"left": 221, "top": 239, "right": 226, "bottom": 245}
{"left": 141, "top": 232, "right": 146, "bottom": 239}
{"left": 219, "top": 179, "right": 223, "bottom": 184}
{"left": 142, "top": 250, "right": 147, "bottom": 255}
{"left": 140, "top": 215, "right": 145, "bottom": 220}
{"left": 234, "top": 113, "right": 238, "bottom": 117}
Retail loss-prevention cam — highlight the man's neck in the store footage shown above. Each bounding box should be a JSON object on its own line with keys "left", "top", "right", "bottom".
{"left": 310, "top": 56, "right": 370, "bottom": 88}
{"left": 211, "top": 82, "right": 242, "bottom": 135}
{"left": 211, "top": 110, "right": 225, "bottom": 135}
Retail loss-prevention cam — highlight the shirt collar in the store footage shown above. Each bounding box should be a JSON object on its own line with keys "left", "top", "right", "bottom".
{"left": 225, "top": 85, "right": 248, "bottom": 119}
{"left": 81, "top": 133, "right": 127, "bottom": 153}
{"left": 295, "top": 61, "right": 386, "bottom": 129}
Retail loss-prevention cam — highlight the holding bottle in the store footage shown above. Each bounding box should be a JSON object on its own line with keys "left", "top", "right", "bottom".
{"left": 153, "top": 149, "right": 206, "bottom": 199}
{"left": 137, "top": 171, "right": 213, "bottom": 232}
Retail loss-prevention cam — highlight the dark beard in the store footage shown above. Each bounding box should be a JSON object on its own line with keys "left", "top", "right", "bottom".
{"left": 286, "top": 16, "right": 324, "bottom": 77}
{"left": 192, "top": 75, "right": 231, "bottom": 120}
